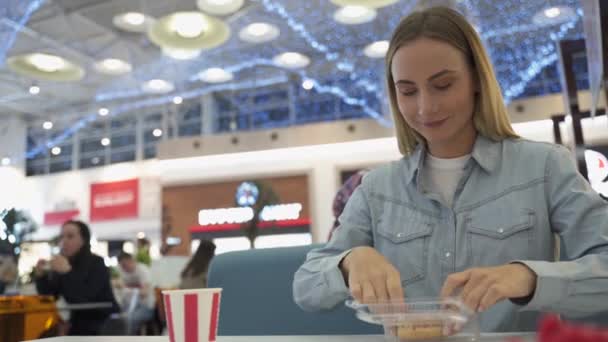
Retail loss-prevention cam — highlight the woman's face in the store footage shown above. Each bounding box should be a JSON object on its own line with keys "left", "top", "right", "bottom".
{"left": 391, "top": 37, "right": 478, "bottom": 157}
{"left": 59, "top": 223, "right": 84, "bottom": 258}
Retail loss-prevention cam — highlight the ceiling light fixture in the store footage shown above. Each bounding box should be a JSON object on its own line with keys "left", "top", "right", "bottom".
{"left": 197, "top": 0, "right": 244, "bottom": 16}
{"left": 198, "top": 68, "right": 234, "bottom": 83}
{"left": 43, "top": 121, "right": 53, "bottom": 130}
{"left": 333, "top": 6, "right": 377, "bottom": 25}
{"left": 239, "top": 22, "right": 280, "bottom": 43}
{"left": 142, "top": 79, "right": 175, "bottom": 94}
{"left": 363, "top": 40, "right": 389, "bottom": 58}
{"left": 273, "top": 52, "right": 310, "bottom": 69}
{"left": 94, "top": 58, "right": 132, "bottom": 75}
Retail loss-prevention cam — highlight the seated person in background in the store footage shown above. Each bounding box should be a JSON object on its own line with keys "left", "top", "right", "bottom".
{"left": 0, "top": 254, "right": 17, "bottom": 294}
{"left": 328, "top": 170, "right": 369, "bottom": 241}
{"left": 35, "top": 220, "right": 119, "bottom": 336}
{"left": 180, "top": 239, "right": 216, "bottom": 289}
{"left": 117, "top": 251, "right": 155, "bottom": 335}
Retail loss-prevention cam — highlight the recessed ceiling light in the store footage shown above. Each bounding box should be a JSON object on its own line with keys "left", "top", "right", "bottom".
{"left": 544, "top": 7, "right": 560, "bottom": 18}
{"left": 302, "top": 79, "right": 314, "bottom": 90}
{"left": 1, "top": 158, "right": 10, "bottom": 166}
{"left": 172, "top": 96, "right": 183, "bottom": 104}
{"left": 153, "top": 128, "right": 163, "bottom": 137}
{"left": 197, "top": 0, "right": 244, "bottom": 16}
{"left": 98, "top": 107, "right": 109, "bottom": 116}
{"left": 533, "top": 6, "right": 576, "bottom": 25}
{"left": 170, "top": 12, "right": 208, "bottom": 38}
{"left": 273, "top": 52, "right": 311, "bottom": 69}
{"left": 29, "top": 85, "right": 40, "bottom": 95}
{"left": 43, "top": 121, "right": 53, "bottom": 130}
{"left": 333, "top": 6, "right": 376, "bottom": 25}
{"left": 142, "top": 79, "right": 175, "bottom": 94}
{"left": 239, "top": 22, "right": 280, "bottom": 43}
{"left": 330, "top": 0, "right": 398, "bottom": 8}
{"left": 162, "top": 47, "right": 202, "bottom": 60}
{"left": 101, "top": 137, "right": 111, "bottom": 146}
{"left": 28, "top": 53, "right": 67, "bottom": 72}
{"left": 113, "top": 12, "right": 153, "bottom": 33}
{"left": 198, "top": 68, "right": 234, "bottom": 83}
{"left": 91, "top": 157, "right": 100, "bottom": 165}
{"left": 51, "top": 146, "right": 61, "bottom": 156}
{"left": 364, "top": 40, "right": 389, "bottom": 58}
{"left": 94, "top": 58, "right": 132, "bottom": 75}
{"left": 8, "top": 53, "right": 84, "bottom": 81}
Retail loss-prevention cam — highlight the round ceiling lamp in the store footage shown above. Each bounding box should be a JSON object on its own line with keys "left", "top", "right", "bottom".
{"left": 148, "top": 11, "right": 230, "bottom": 51}
{"left": 197, "top": 0, "right": 244, "bottom": 16}
{"left": 198, "top": 68, "right": 234, "bottom": 83}
{"left": 162, "top": 47, "right": 202, "bottom": 60}
{"left": 142, "top": 79, "right": 175, "bottom": 94}
{"left": 333, "top": 6, "right": 377, "bottom": 25}
{"left": 363, "top": 40, "right": 389, "bottom": 58}
{"left": 273, "top": 52, "right": 311, "bottom": 69}
{"left": 330, "top": 0, "right": 399, "bottom": 8}
{"left": 238, "top": 22, "right": 280, "bottom": 44}
{"left": 113, "top": 12, "right": 155, "bottom": 33}
{"left": 94, "top": 58, "right": 132, "bottom": 75}
{"left": 532, "top": 6, "right": 576, "bottom": 26}
{"left": 7, "top": 53, "right": 85, "bottom": 81}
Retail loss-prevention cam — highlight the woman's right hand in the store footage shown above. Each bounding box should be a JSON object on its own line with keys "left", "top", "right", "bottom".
{"left": 340, "top": 246, "right": 404, "bottom": 303}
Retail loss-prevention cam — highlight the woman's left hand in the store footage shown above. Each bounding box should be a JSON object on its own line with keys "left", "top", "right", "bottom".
{"left": 440, "top": 263, "right": 537, "bottom": 312}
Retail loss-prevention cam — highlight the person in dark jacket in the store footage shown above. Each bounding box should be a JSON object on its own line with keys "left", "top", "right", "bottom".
{"left": 35, "top": 220, "right": 119, "bottom": 335}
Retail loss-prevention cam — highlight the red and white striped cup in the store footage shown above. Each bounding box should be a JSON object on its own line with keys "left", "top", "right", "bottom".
{"left": 163, "top": 288, "right": 222, "bottom": 342}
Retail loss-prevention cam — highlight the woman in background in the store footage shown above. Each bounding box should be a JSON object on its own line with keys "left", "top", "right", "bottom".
{"left": 179, "top": 239, "right": 216, "bottom": 289}
{"left": 35, "top": 220, "right": 119, "bottom": 335}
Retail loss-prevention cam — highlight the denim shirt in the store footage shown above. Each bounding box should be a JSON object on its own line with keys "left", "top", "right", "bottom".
{"left": 293, "top": 136, "right": 608, "bottom": 332}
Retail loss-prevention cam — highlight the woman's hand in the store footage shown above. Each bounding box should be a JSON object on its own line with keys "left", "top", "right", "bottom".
{"left": 34, "top": 259, "right": 49, "bottom": 278}
{"left": 50, "top": 255, "right": 72, "bottom": 274}
{"left": 340, "top": 246, "right": 404, "bottom": 303}
{"left": 440, "top": 263, "right": 537, "bottom": 312}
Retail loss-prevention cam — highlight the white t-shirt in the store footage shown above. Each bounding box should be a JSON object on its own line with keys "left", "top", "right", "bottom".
{"left": 119, "top": 263, "right": 155, "bottom": 309}
{"left": 421, "top": 153, "right": 471, "bottom": 207}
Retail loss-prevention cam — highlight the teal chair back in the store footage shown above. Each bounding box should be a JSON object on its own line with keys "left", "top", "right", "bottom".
{"left": 206, "top": 244, "right": 380, "bottom": 335}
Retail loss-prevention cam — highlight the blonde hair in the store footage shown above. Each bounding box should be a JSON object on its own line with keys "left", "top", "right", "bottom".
{"left": 385, "top": 6, "right": 519, "bottom": 155}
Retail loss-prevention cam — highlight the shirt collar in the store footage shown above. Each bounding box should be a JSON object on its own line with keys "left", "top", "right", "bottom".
{"left": 402, "top": 135, "right": 501, "bottom": 185}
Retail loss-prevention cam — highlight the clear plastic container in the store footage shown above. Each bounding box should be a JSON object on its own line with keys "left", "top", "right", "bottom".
{"left": 346, "top": 297, "right": 480, "bottom": 341}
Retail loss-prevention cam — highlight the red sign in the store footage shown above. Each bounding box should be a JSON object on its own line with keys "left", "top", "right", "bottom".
{"left": 43, "top": 209, "right": 80, "bottom": 226}
{"left": 90, "top": 178, "right": 138, "bottom": 222}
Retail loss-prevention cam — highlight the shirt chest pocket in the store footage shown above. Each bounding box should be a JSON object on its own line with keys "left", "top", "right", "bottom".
{"left": 466, "top": 207, "right": 536, "bottom": 266}
{"left": 375, "top": 205, "right": 435, "bottom": 286}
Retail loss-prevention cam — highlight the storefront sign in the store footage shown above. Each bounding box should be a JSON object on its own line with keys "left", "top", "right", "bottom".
{"left": 90, "top": 178, "right": 138, "bottom": 221}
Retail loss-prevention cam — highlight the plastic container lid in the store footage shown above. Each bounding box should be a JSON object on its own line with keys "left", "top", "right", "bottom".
{"left": 346, "top": 297, "right": 480, "bottom": 341}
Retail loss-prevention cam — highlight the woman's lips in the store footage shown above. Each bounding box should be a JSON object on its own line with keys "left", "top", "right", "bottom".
{"left": 420, "top": 117, "right": 449, "bottom": 128}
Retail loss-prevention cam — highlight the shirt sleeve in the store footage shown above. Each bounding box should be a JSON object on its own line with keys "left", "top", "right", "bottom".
{"left": 515, "top": 145, "right": 608, "bottom": 318}
{"left": 293, "top": 185, "right": 374, "bottom": 311}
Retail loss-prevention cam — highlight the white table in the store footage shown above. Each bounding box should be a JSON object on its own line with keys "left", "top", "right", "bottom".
{"left": 27, "top": 333, "right": 535, "bottom": 342}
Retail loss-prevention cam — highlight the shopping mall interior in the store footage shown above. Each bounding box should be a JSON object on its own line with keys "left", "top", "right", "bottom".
{"left": 0, "top": 0, "right": 607, "bottom": 340}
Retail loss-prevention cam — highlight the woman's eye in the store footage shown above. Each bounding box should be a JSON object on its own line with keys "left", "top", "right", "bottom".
{"left": 435, "top": 83, "right": 452, "bottom": 90}
{"left": 399, "top": 89, "right": 417, "bottom": 96}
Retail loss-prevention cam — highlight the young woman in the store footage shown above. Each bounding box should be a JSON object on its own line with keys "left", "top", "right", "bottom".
{"left": 35, "top": 220, "right": 119, "bottom": 335}
{"left": 179, "top": 239, "right": 216, "bottom": 289}
{"left": 293, "top": 6, "right": 608, "bottom": 332}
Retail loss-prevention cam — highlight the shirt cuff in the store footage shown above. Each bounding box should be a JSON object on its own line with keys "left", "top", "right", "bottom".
{"left": 322, "top": 249, "right": 353, "bottom": 300}
{"left": 510, "top": 260, "right": 569, "bottom": 311}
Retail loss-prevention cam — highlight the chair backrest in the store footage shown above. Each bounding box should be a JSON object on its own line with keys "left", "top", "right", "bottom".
{"left": 207, "top": 244, "right": 381, "bottom": 335}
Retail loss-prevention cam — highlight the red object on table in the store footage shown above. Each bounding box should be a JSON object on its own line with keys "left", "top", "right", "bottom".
{"left": 538, "top": 314, "right": 608, "bottom": 342}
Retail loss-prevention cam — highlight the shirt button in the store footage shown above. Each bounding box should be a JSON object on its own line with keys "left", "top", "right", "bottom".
{"left": 498, "top": 228, "right": 504, "bottom": 234}
{"left": 397, "top": 233, "right": 404, "bottom": 238}
{"left": 445, "top": 252, "right": 451, "bottom": 258}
